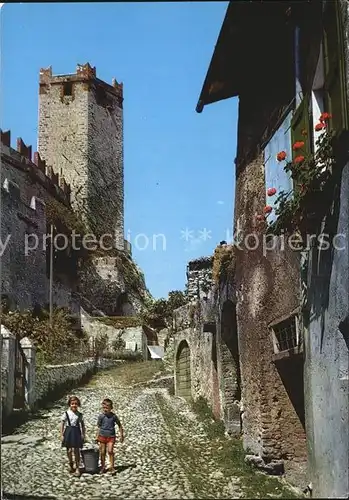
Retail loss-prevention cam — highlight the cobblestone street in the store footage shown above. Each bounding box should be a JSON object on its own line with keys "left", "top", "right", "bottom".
{"left": 2, "top": 364, "right": 299, "bottom": 500}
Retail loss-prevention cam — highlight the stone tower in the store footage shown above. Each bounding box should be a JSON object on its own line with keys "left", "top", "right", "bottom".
{"left": 38, "top": 63, "right": 124, "bottom": 249}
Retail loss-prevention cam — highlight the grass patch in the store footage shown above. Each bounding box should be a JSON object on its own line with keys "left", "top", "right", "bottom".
{"left": 191, "top": 396, "right": 226, "bottom": 439}
{"left": 85, "top": 360, "right": 166, "bottom": 388}
{"left": 95, "top": 316, "right": 143, "bottom": 328}
{"left": 156, "top": 393, "right": 301, "bottom": 499}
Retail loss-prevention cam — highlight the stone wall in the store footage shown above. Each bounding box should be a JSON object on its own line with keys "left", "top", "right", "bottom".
{"left": 0, "top": 132, "right": 77, "bottom": 314}
{"left": 81, "top": 313, "right": 149, "bottom": 359}
{"left": 36, "top": 62, "right": 148, "bottom": 317}
{"left": 1, "top": 323, "right": 121, "bottom": 414}
{"left": 35, "top": 359, "right": 95, "bottom": 403}
{"left": 186, "top": 257, "right": 214, "bottom": 302}
{"left": 234, "top": 94, "right": 307, "bottom": 468}
{"left": 38, "top": 63, "right": 124, "bottom": 249}
{"left": 173, "top": 315, "right": 216, "bottom": 408}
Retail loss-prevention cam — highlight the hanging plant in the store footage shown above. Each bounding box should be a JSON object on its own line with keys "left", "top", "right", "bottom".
{"left": 262, "top": 113, "right": 337, "bottom": 236}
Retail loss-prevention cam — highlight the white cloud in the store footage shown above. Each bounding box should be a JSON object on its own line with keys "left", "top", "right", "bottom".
{"left": 217, "top": 200, "right": 224, "bottom": 205}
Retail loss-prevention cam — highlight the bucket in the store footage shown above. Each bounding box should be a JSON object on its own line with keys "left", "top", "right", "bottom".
{"left": 81, "top": 447, "right": 99, "bottom": 473}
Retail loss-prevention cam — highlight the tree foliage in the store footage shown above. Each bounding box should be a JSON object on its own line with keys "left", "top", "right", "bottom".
{"left": 140, "top": 290, "right": 187, "bottom": 330}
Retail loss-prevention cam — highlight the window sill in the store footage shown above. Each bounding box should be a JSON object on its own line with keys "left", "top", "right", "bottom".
{"left": 272, "top": 344, "right": 303, "bottom": 362}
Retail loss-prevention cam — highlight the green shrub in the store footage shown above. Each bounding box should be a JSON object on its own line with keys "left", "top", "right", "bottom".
{"left": 1, "top": 306, "right": 89, "bottom": 364}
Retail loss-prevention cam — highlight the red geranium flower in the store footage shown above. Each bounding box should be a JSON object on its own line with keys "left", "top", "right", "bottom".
{"left": 267, "top": 187, "right": 277, "bottom": 196}
{"left": 263, "top": 205, "right": 273, "bottom": 214}
{"left": 292, "top": 141, "right": 305, "bottom": 151}
{"left": 319, "top": 112, "right": 332, "bottom": 122}
{"left": 294, "top": 155, "right": 305, "bottom": 164}
{"left": 276, "top": 151, "right": 286, "bottom": 161}
{"left": 315, "top": 122, "right": 326, "bottom": 131}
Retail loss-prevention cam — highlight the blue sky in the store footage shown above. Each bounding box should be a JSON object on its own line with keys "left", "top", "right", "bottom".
{"left": 1, "top": 2, "right": 238, "bottom": 299}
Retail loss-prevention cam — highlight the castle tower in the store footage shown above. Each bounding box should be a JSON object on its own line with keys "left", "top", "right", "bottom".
{"left": 38, "top": 63, "right": 124, "bottom": 250}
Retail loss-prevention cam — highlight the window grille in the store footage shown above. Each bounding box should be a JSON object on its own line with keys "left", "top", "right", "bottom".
{"left": 270, "top": 315, "right": 300, "bottom": 354}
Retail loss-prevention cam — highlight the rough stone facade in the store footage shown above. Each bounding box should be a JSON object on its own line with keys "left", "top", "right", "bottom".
{"left": 36, "top": 62, "right": 149, "bottom": 317}
{"left": 186, "top": 256, "right": 213, "bottom": 302}
{"left": 35, "top": 359, "right": 96, "bottom": 403}
{"left": 195, "top": 0, "right": 348, "bottom": 492}
{"left": 229, "top": 16, "right": 307, "bottom": 470}
{"left": 0, "top": 130, "right": 79, "bottom": 314}
{"left": 234, "top": 143, "right": 306, "bottom": 465}
{"left": 81, "top": 312, "right": 158, "bottom": 360}
{"left": 172, "top": 256, "right": 241, "bottom": 434}
{"left": 38, "top": 63, "right": 124, "bottom": 249}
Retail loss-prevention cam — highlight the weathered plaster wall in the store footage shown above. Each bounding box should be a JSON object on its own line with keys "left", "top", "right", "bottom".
{"left": 303, "top": 4, "right": 349, "bottom": 497}
{"left": 304, "top": 162, "right": 349, "bottom": 498}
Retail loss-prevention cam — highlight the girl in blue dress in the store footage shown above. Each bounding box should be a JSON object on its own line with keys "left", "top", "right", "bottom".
{"left": 60, "top": 395, "right": 85, "bottom": 476}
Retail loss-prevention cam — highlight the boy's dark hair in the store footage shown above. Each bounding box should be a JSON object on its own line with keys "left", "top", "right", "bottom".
{"left": 67, "top": 395, "right": 81, "bottom": 406}
{"left": 102, "top": 398, "right": 113, "bottom": 407}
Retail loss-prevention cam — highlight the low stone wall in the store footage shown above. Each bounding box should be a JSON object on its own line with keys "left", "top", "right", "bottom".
{"left": 1, "top": 368, "right": 8, "bottom": 412}
{"left": 35, "top": 357, "right": 120, "bottom": 404}
{"left": 96, "top": 358, "right": 123, "bottom": 369}
{"left": 35, "top": 359, "right": 95, "bottom": 403}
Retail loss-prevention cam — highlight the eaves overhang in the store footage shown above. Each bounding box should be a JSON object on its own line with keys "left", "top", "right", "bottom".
{"left": 196, "top": 2, "right": 237, "bottom": 113}
{"left": 195, "top": 0, "right": 296, "bottom": 113}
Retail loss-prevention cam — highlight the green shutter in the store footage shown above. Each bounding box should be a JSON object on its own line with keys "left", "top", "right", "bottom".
{"left": 323, "top": 1, "right": 348, "bottom": 133}
{"left": 291, "top": 94, "right": 311, "bottom": 159}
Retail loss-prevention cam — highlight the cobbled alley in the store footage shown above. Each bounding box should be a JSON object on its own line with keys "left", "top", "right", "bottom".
{"left": 2, "top": 363, "right": 300, "bottom": 500}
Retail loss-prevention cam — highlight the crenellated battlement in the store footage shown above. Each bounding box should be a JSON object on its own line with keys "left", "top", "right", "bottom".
{"left": 1, "top": 129, "right": 71, "bottom": 204}
{"left": 39, "top": 62, "right": 123, "bottom": 101}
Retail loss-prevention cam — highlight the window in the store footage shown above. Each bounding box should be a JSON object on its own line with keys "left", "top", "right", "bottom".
{"left": 264, "top": 111, "right": 293, "bottom": 224}
{"left": 312, "top": 44, "right": 326, "bottom": 153}
{"left": 63, "top": 82, "right": 73, "bottom": 96}
{"left": 323, "top": 1, "right": 348, "bottom": 134}
{"left": 270, "top": 314, "right": 301, "bottom": 354}
{"left": 294, "top": 25, "right": 303, "bottom": 108}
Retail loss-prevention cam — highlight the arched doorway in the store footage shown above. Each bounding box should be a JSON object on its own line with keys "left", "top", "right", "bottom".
{"left": 220, "top": 300, "right": 241, "bottom": 434}
{"left": 176, "top": 340, "right": 192, "bottom": 401}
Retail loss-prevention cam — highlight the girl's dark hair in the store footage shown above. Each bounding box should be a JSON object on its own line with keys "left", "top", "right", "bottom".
{"left": 67, "top": 395, "right": 81, "bottom": 406}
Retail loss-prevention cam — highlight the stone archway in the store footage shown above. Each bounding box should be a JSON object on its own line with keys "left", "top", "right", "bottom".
{"left": 220, "top": 300, "right": 241, "bottom": 434}
{"left": 175, "top": 340, "right": 192, "bottom": 401}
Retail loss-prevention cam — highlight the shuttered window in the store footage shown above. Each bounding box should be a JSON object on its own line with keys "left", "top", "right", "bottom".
{"left": 264, "top": 111, "right": 293, "bottom": 224}
{"left": 323, "top": 0, "right": 348, "bottom": 133}
{"left": 291, "top": 94, "right": 311, "bottom": 158}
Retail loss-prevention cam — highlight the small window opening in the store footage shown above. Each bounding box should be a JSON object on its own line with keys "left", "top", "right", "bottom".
{"left": 271, "top": 315, "right": 299, "bottom": 353}
{"left": 63, "top": 82, "right": 73, "bottom": 96}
